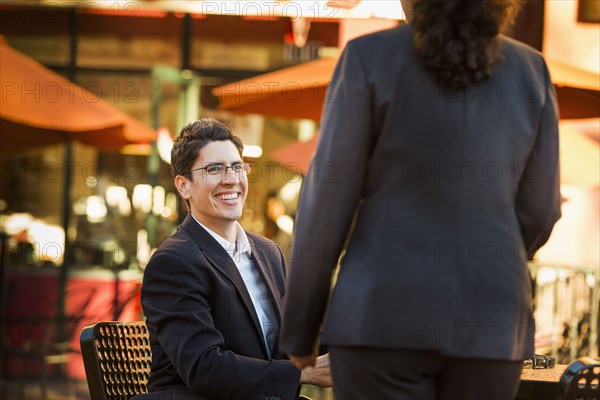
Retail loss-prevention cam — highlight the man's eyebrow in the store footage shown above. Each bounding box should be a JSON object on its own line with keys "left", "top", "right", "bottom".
{"left": 202, "top": 160, "right": 242, "bottom": 164}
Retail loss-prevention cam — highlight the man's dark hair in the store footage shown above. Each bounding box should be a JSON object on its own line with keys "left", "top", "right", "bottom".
{"left": 171, "top": 118, "right": 244, "bottom": 181}
{"left": 411, "top": 0, "right": 514, "bottom": 89}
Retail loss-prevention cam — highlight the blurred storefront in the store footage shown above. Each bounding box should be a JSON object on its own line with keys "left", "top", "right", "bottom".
{"left": 0, "top": 1, "right": 345, "bottom": 383}
{"left": 0, "top": 1, "right": 598, "bottom": 390}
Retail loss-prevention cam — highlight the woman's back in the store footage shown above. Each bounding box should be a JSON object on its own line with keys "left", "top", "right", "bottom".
{"left": 292, "top": 24, "right": 560, "bottom": 360}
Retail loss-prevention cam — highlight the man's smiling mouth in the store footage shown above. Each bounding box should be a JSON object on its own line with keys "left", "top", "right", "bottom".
{"left": 216, "top": 193, "right": 239, "bottom": 201}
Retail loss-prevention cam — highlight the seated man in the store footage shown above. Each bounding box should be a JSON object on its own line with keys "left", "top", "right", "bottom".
{"left": 135, "top": 118, "right": 331, "bottom": 400}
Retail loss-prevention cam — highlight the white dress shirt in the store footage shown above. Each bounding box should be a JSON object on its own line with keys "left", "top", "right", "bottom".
{"left": 191, "top": 214, "right": 277, "bottom": 357}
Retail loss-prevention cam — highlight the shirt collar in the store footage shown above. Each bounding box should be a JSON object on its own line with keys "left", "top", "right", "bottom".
{"left": 191, "top": 213, "right": 251, "bottom": 257}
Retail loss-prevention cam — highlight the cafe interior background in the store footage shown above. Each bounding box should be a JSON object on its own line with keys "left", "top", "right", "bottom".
{"left": 0, "top": 0, "right": 598, "bottom": 396}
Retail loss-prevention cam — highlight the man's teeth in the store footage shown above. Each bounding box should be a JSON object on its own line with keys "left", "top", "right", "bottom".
{"left": 217, "top": 193, "right": 238, "bottom": 200}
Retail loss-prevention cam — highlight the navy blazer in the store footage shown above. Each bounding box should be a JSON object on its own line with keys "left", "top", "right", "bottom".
{"left": 138, "top": 214, "right": 300, "bottom": 400}
{"left": 280, "top": 25, "right": 561, "bottom": 361}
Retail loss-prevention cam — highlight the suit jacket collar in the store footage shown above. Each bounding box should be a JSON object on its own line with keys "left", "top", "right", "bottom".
{"left": 190, "top": 213, "right": 252, "bottom": 257}
{"left": 180, "top": 213, "right": 283, "bottom": 359}
{"left": 247, "top": 238, "right": 284, "bottom": 358}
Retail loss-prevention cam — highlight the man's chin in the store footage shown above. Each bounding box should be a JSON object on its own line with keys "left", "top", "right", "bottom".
{"left": 224, "top": 212, "right": 242, "bottom": 221}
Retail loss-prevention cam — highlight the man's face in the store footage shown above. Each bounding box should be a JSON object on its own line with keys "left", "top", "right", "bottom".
{"left": 179, "top": 140, "right": 248, "bottom": 235}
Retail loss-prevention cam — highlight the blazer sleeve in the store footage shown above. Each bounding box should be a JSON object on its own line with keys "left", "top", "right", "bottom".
{"left": 280, "top": 41, "right": 374, "bottom": 356}
{"left": 142, "top": 251, "right": 300, "bottom": 400}
{"left": 515, "top": 58, "right": 561, "bottom": 260}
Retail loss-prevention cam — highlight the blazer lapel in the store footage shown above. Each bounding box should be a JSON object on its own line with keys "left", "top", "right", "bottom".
{"left": 249, "top": 238, "right": 284, "bottom": 357}
{"left": 180, "top": 215, "right": 267, "bottom": 357}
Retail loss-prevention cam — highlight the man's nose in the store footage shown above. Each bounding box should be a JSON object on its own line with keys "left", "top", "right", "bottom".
{"left": 222, "top": 167, "right": 239, "bottom": 183}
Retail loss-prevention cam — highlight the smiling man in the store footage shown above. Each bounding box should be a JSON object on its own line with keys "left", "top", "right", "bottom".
{"left": 136, "top": 119, "right": 331, "bottom": 400}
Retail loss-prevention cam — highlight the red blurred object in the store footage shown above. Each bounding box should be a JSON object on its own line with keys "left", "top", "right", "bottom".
{"left": 270, "top": 135, "right": 320, "bottom": 175}
{"left": 3, "top": 269, "right": 142, "bottom": 379}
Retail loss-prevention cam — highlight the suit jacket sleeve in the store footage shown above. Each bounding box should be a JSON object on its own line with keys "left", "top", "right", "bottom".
{"left": 280, "top": 41, "right": 374, "bottom": 356}
{"left": 515, "top": 58, "right": 561, "bottom": 260}
{"left": 142, "top": 250, "right": 300, "bottom": 400}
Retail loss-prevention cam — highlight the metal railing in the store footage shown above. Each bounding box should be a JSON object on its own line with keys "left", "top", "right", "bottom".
{"left": 530, "top": 263, "right": 600, "bottom": 362}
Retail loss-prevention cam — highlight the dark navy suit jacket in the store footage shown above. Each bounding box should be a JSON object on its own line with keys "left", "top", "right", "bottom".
{"left": 137, "top": 214, "right": 300, "bottom": 400}
{"left": 281, "top": 25, "right": 561, "bottom": 361}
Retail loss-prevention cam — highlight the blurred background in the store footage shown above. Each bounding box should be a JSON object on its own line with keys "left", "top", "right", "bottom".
{"left": 0, "top": 1, "right": 598, "bottom": 399}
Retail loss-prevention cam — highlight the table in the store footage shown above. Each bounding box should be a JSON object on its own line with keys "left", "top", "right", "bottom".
{"left": 516, "top": 364, "right": 568, "bottom": 400}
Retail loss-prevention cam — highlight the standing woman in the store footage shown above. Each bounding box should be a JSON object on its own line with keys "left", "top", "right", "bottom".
{"left": 280, "top": 0, "right": 561, "bottom": 399}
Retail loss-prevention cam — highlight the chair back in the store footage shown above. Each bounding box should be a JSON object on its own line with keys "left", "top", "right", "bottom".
{"left": 80, "top": 321, "right": 151, "bottom": 400}
{"left": 557, "top": 356, "right": 600, "bottom": 400}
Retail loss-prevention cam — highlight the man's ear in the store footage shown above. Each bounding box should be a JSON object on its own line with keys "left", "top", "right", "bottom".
{"left": 174, "top": 175, "right": 191, "bottom": 200}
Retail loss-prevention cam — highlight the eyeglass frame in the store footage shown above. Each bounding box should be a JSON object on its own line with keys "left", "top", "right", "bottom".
{"left": 190, "top": 162, "right": 252, "bottom": 177}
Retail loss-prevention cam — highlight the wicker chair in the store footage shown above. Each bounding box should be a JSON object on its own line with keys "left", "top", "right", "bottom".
{"left": 81, "top": 321, "right": 313, "bottom": 400}
{"left": 80, "top": 321, "right": 151, "bottom": 400}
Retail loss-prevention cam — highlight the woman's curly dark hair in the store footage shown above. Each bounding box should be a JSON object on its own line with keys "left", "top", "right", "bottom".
{"left": 411, "top": 0, "right": 514, "bottom": 89}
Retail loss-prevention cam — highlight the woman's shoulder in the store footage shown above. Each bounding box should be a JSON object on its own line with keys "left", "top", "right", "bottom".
{"left": 499, "top": 35, "right": 545, "bottom": 62}
{"left": 350, "top": 23, "right": 411, "bottom": 49}
{"left": 497, "top": 35, "right": 549, "bottom": 84}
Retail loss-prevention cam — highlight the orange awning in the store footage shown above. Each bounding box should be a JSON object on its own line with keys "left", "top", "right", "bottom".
{"left": 270, "top": 135, "right": 319, "bottom": 175}
{"left": 0, "top": 37, "right": 156, "bottom": 153}
{"left": 212, "top": 57, "right": 338, "bottom": 121}
{"left": 213, "top": 56, "right": 599, "bottom": 120}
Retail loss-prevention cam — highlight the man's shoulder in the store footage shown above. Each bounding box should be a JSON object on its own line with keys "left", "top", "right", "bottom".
{"left": 144, "top": 228, "right": 199, "bottom": 272}
{"left": 155, "top": 227, "right": 195, "bottom": 253}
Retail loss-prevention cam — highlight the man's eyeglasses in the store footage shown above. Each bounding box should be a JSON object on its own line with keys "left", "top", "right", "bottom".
{"left": 191, "top": 162, "right": 252, "bottom": 177}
